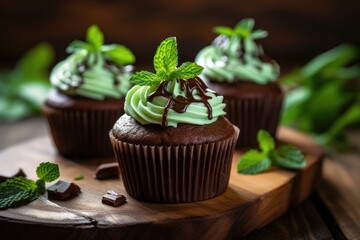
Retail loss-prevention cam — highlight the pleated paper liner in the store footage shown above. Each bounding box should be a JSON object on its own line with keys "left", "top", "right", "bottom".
{"left": 224, "top": 94, "right": 283, "bottom": 148}
{"left": 110, "top": 127, "right": 239, "bottom": 203}
{"left": 43, "top": 104, "right": 123, "bottom": 158}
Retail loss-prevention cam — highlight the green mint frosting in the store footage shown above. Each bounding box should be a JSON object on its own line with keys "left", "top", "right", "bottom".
{"left": 125, "top": 79, "right": 226, "bottom": 127}
{"left": 195, "top": 18, "right": 280, "bottom": 84}
{"left": 125, "top": 37, "right": 226, "bottom": 127}
{"left": 50, "top": 25, "right": 135, "bottom": 100}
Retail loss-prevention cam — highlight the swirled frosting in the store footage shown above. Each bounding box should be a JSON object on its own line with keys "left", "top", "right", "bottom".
{"left": 195, "top": 20, "right": 280, "bottom": 84}
{"left": 51, "top": 51, "right": 133, "bottom": 100}
{"left": 125, "top": 77, "right": 226, "bottom": 127}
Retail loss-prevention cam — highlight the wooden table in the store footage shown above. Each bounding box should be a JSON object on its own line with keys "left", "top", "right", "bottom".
{"left": 0, "top": 117, "right": 359, "bottom": 239}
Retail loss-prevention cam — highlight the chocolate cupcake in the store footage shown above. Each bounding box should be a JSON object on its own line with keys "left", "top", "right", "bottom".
{"left": 43, "top": 25, "right": 135, "bottom": 158}
{"left": 110, "top": 37, "right": 239, "bottom": 203}
{"left": 196, "top": 18, "right": 283, "bottom": 148}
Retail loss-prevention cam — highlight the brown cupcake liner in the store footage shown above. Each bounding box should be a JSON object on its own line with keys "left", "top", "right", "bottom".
{"left": 224, "top": 95, "right": 283, "bottom": 148}
{"left": 109, "top": 127, "right": 239, "bottom": 203}
{"left": 43, "top": 104, "right": 123, "bottom": 158}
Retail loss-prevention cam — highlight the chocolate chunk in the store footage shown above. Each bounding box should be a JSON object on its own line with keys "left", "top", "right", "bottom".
{"left": 47, "top": 180, "right": 81, "bottom": 201}
{"left": 94, "top": 162, "right": 120, "bottom": 180}
{"left": 0, "top": 168, "right": 26, "bottom": 183}
{"left": 102, "top": 190, "right": 126, "bottom": 207}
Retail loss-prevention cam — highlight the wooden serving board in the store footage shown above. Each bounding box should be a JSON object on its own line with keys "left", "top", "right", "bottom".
{"left": 0, "top": 127, "right": 323, "bottom": 240}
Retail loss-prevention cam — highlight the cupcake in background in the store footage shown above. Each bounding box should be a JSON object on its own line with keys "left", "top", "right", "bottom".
{"left": 110, "top": 37, "right": 239, "bottom": 203}
{"left": 196, "top": 18, "right": 283, "bottom": 148}
{"left": 43, "top": 25, "right": 135, "bottom": 158}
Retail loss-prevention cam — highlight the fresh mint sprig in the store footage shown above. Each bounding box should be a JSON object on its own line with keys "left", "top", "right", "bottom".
{"left": 0, "top": 162, "right": 60, "bottom": 209}
{"left": 237, "top": 130, "right": 306, "bottom": 174}
{"left": 129, "top": 37, "right": 204, "bottom": 86}
{"left": 213, "top": 18, "right": 268, "bottom": 40}
{"left": 281, "top": 44, "right": 360, "bottom": 149}
{"left": 66, "top": 25, "right": 135, "bottom": 65}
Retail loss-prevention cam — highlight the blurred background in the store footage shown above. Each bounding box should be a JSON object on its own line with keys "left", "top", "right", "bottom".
{"left": 1, "top": 0, "right": 359, "bottom": 69}
{"left": 0, "top": 0, "right": 360, "bottom": 149}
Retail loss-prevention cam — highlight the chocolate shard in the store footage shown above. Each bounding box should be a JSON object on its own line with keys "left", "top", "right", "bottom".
{"left": 94, "top": 162, "right": 120, "bottom": 180}
{"left": 47, "top": 180, "right": 81, "bottom": 201}
{"left": 102, "top": 190, "right": 126, "bottom": 207}
{"left": 0, "top": 168, "right": 26, "bottom": 183}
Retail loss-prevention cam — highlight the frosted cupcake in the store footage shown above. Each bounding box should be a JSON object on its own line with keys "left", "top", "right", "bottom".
{"left": 110, "top": 37, "right": 239, "bottom": 202}
{"left": 196, "top": 18, "right": 283, "bottom": 148}
{"left": 43, "top": 25, "right": 135, "bottom": 158}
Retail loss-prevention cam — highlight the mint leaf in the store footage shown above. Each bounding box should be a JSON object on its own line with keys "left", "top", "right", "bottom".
{"left": 235, "top": 18, "right": 255, "bottom": 31}
{"left": 36, "top": 179, "right": 46, "bottom": 194}
{"left": 129, "top": 71, "right": 162, "bottom": 86}
{"left": 86, "top": 25, "right": 104, "bottom": 51}
{"left": 302, "top": 44, "right": 359, "bottom": 77}
{"left": 36, "top": 162, "right": 60, "bottom": 182}
{"left": 238, "top": 130, "right": 306, "bottom": 175}
{"left": 252, "top": 30, "right": 268, "bottom": 39}
{"left": 16, "top": 42, "right": 55, "bottom": 78}
{"left": 131, "top": 37, "right": 202, "bottom": 87}
{"left": 273, "top": 145, "right": 306, "bottom": 169}
{"left": 0, "top": 163, "right": 60, "bottom": 209}
{"left": 153, "top": 37, "right": 178, "bottom": 75}
{"left": 280, "top": 44, "right": 360, "bottom": 149}
{"left": 324, "top": 103, "right": 360, "bottom": 142}
{"left": 213, "top": 18, "right": 266, "bottom": 40}
{"left": 170, "top": 62, "right": 203, "bottom": 80}
{"left": 0, "top": 177, "right": 38, "bottom": 210}
{"left": 233, "top": 28, "right": 251, "bottom": 38}
{"left": 237, "top": 150, "right": 271, "bottom": 174}
{"left": 66, "top": 40, "right": 92, "bottom": 53}
{"left": 101, "top": 44, "right": 135, "bottom": 65}
{"left": 74, "top": 175, "right": 85, "bottom": 180}
{"left": 213, "top": 26, "right": 234, "bottom": 36}
{"left": 258, "top": 129, "right": 275, "bottom": 153}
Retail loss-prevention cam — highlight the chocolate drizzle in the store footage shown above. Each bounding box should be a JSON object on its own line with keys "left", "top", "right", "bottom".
{"left": 214, "top": 35, "right": 275, "bottom": 67}
{"left": 148, "top": 77, "right": 215, "bottom": 127}
{"left": 62, "top": 54, "right": 128, "bottom": 92}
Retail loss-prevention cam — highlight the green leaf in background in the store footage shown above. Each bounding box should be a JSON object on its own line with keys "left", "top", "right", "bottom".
{"left": 301, "top": 44, "right": 359, "bottom": 78}
{"left": 66, "top": 40, "right": 92, "bottom": 53}
{"left": 213, "top": 26, "right": 234, "bottom": 36}
{"left": 0, "top": 42, "right": 54, "bottom": 122}
{"left": 86, "top": 24, "right": 104, "bottom": 51}
{"left": 101, "top": 44, "right": 135, "bottom": 65}
{"left": 213, "top": 18, "right": 267, "bottom": 40}
{"left": 15, "top": 43, "right": 54, "bottom": 80}
{"left": 280, "top": 43, "right": 360, "bottom": 149}
{"left": 306, "top": 83, "right": 352, "bottom": 133}
{"left": 319, "top": 103, "right": 360, "bottom": 145}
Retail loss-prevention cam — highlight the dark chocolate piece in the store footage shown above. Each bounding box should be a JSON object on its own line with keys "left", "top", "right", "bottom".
{"left": 102, "top": 190, "right": 126, "bottom": 207}
{"left": 0, "top": 168, "right": 26, "bottom": 183}
{"left": 47, "top": 180, "right": 81, "bottom": 201}
{"left": 148, "top": 77, "right": 214, "bottom": 127}
{"left": 94, "top": 162, "right": 120, "bottom": 180}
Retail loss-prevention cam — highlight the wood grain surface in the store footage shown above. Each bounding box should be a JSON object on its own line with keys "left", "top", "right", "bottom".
{"left": 0, "top": 127, "right": 323, "bottom": 240}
